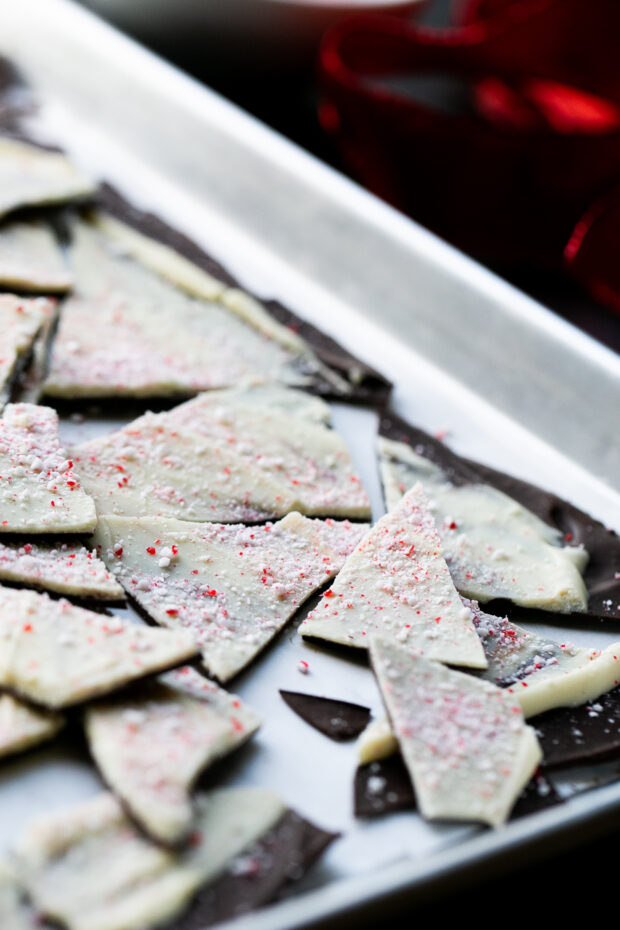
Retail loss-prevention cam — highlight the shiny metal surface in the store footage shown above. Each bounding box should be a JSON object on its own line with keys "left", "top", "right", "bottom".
{"left": 1, "top": 2, "right": 620, "bottom": 928}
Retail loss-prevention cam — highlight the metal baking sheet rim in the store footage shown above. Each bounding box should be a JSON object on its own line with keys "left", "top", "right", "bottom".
{"left": 4, "top": 0, "right": 620, "bottom": 489}
{"left": 1, "top": 2, "right": 620, "bottom": 928}
{"left": 229, "top": 779, "right": 620, "bottom": 930}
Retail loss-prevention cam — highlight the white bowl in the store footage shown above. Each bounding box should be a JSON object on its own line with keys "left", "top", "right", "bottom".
{"left": 83, "top": 0, "right": 424, "bottom": 70}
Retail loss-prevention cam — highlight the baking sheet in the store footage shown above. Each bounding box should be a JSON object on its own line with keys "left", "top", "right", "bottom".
{"left": 2, "top": 1, "right": 620, "bottom": 927}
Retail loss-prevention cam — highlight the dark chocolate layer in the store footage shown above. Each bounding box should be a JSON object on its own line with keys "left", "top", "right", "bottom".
{"left": 354, "top": 755, "right": 562, "bottom": 821}
{"left": 533, "top": 686, "right": 620, "bottom": 769}
{"left": 96, "top": 185, "right": 391, "bottom": 405}
{"left": 379, "top": 411, "right": 620, "bottom": 621}
{"left": 168, "top": 811, "right": 337, "bottom": 930}
{"left": 280, "top": 690, "right": 371, "bottom": 740}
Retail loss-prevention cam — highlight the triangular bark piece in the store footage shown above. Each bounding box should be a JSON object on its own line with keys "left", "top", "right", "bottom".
{"left": 0, "top": 693, "right": 63, "bottom": 760}
{"left": 0, "top": 540, "right": 124, "bottom": 599}
{"left": 0, "top": 220, "right": 72, "bottom": 292}
{"left": 84, "top": 667, "right": 261, "bottom": 844}
{"left": 0, "top": 297, "right": 53, "bottom": 410}
{"left": 0, "top": 137, "right": 94, "bottom": 220}
{"left": 0, "top": 587, "right": 198, "bottom": 709}
{"left": 44, "top": 218, "right": 348, "bottom": 399}
{"left": 369, "top": 636, "right": 541, "bottom": 827}
{"left": 94, "top": 513, "right": 367, "bottom": 681}
{"left": 15, "top": 788, "right": 288, "bottom": 930}
{"left": 357, "top": 603, "right": 620, "bottom": 764}
{"left": 0, "top": 403, "right": 97, "bottom": 533}
{"left": 378, "top": 436, "right": 588, "bottom": 613}
{"left": 379, "top": 412, "right": 620, "bottom": 620}
{"left": 280, "top": 691, "right": 370, "bottom": 740}
{"left": 73, "top": 387, "right": 370, "bottom": 522}
{"left": 300, "top": 484, "right": 487, "bottom": 669}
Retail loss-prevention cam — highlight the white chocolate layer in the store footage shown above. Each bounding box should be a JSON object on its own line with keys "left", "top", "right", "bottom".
{"left": 45, "top": 220, "right": 345, "bottom": 398}
{"left": 0, "top": 541, "right": 124, "bottom": 599}
{"left": 0, "top": 693, "right": 64, "bottom": 760}
{"left": 0, "top": 138, "right": 94, "bottom": 219}
{"left": 15, "top": 788, "right": 285, "bottom": 930}
{"left": 73, "top": 387, "right": 370, "bottom": 523}
{"left": 0, "top": 587, "right": 198, "bottom": 709}
{"left": 0, "top": 403, "right": 97, "bottom": 533}
{"left": 85, "top": 667, "right": 261, "bottom": 843}
{"left": 378, "top": 437, "right": 588, "bottom": 612}
{"left": 300, "top": 484, "right": 487, "bottom": 669}
{"left": 0, "top": 221, "right": 72, "bottom": 292}
{"left": 0, "top": 296, "right": 53, "bottom": 409}
{"left": 94, "top": 512, "right": 366, "bottom": 681}
{"left": 369, "top": 636, "right": 541, "bottom": 827}
{"left": 0, "top": 859, "right": 47, "bottom": 930}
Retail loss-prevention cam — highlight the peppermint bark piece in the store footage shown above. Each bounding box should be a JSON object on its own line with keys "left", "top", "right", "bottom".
{"left": 94, "top": 185, "right": 392, "bottom": 405}
{"left": 0, "top": 693, "right": 63, "bottom": 760}
{"left": 94, "top": 513, "right": 367, "bottom": 681}
{"left": 378, "top": 436, "right": 588, "bottom": 613}
{"left": 0, "top": 403, "right": 97, "bottom": 533}
{"left": 0, "top": 587, "right": 198, "bottom": 709}
{"left": 0, "top": 296, "right": 53, "bottom": 410}
{"left": 0, "top": 137, "right": 94, "bottom": 220}
{"left": 84, "top": 667, "right": 261, "bottom": 844}
{"left": 369, "top": 636, "right": 541, "bottom": 827}
{"left": 73, "top": 387, "right": 370, "bottom": 522}
{"left": 14, "top": 788, "right": 319, "bottom": 930}
{"left": 0, "top": 541, "right": 124, "bottom": 599}
{"left": 0, "top": 859, "right": 49, "bottom": 930}
{"left": 44, "top": 218, "right": 347, "bottom": 398}
{"left": 0, "top": 220, "right": 72, "bottom": 292}
{"left": 357, "top": 601, "right": 620, "bottom": 766}
{"left": 300, "top": 484, "right": 487, "bottom": 669}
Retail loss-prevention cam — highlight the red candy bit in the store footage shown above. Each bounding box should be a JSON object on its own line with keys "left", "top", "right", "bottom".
{"left": 231, "top": 717, "right": 245, "bottom": 732}
{"left": 324, "top": 589, "right": 334, "bottom": 598}
{"left": 146, "top": 547, "right": 156, "bottom": 555}
{"left": 166, "top": 608, "right": 178, "bottom": 616}
{"left": 23, "top": 623, "right": 32, "bottom": 632}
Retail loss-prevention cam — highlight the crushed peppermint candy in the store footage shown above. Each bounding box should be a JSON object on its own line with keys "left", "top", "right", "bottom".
{"left": 0, "top": 403, "right": 97, "bottom": 533}
{"left": 93, "top": 511, "right": 367, "bottom": 682}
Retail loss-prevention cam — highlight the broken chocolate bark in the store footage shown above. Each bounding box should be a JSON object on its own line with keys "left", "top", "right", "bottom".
{"left": 280, "top": 691, "right": 371, "bottom": 740}
{"left": 95, "top": 185, "right": 391, "bottom": 405}
{"left": 379, "top": 411, "right": 620, "bottom": 621}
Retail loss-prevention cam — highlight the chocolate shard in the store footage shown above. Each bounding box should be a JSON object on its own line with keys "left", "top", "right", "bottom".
{"left": 280, "top": 690, "right": 371, "bottom": 741}
{"left": 354, "top": 756, "right": 416, "bottom": 818}
{"left": 95, "top": 185, "right": 391, "bottom": 405}
{"left": 379, "top": 411, "right": 620, "bottom": 621}
{"left": 533, "top": 686, "right": 620, "bottom": 769}
{"left": 354, "top": 756, "right": 562, "bottom": 821}
{"left": 168, "top": 811, "right": 338, "bottom": 930}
